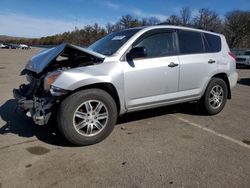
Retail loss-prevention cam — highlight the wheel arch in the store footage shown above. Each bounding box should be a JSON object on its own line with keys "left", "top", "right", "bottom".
{"left": 211, "top": 73, "right": 231, "bottom": 99}
{"left": 64, "top": 82, "right": 122, "bottom": 114}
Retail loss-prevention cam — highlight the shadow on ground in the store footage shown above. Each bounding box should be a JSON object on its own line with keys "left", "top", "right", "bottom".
{"left": 0, "top": 99, "right": 204, "bottom": 147}
{"left": 236, "top": 65, "right": 250, "bottom": 70}
{"left": 0, "top": 99, "right": 72, "bottom": 147}
{"left": 237, "top": 78, "right": 250, "bottom": 86}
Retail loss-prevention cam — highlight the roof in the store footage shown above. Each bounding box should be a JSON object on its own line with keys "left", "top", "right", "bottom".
{"left": 133, "top": 25, "right": 222, "bottom": 36}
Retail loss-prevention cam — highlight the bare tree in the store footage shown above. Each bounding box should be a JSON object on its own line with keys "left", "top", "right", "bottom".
{"left": 164, "top": 15, "right": 181, "bottom": 25}
{"left": 9, "top": 10, "right": 250, "bottom": 48}
{"left": 193, "top": 8, "right": 223, "bottom": 32}
{"left": 120, "top": 15, "right": 132, "bottom": 28}
{"left": 141, "top": 17, "right": 160, "bottom": 26}
{"left": 224, "top": 10, "right": 250, "bottom": 48}
{"left": 119, "top": 15, "right": 140, "bottom": 29}
{"left": 106, "top": 23, "right": 116, "bottom": 33}
{"left": 179, "top": 7, "right": 192, "bottom": 25}
{"left": 163, "top": 7, "right": 192, "bottom": 26}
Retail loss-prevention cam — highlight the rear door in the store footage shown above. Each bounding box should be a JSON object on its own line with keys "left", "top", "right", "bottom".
{"left": 123, "top": 29, "right": 180, "bottom": 110}
{"left": 203, "top": 32, "right": 224, "bottom": 69}
{"left": 177, "top": 30, "right": 217, "bottom": 97}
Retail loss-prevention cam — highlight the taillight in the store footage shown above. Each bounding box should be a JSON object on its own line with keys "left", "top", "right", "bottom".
{"left": 228, "top": 52, "right": 236, "bottom": 61}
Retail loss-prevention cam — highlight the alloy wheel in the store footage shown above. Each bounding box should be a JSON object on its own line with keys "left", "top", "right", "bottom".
{"left": 209, "top": 85, "right": 224, "bottom": 109}
{"left": 73, "top": 100, "right": 109, "bottom": 137}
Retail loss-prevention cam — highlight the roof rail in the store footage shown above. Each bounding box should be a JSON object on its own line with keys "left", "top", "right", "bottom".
{"left": 156, "top": 23, "right": 217, "bottom": 33}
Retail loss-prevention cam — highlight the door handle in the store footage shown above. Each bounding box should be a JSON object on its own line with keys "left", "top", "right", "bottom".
{"left": 208, "top": 59, "right": 216, "bottom": 64}
{"left": 168, "top": 62, "right": 178, "bottom": 68}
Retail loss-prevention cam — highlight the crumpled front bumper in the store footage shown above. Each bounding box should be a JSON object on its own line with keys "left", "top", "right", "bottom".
{"left": 13, "top": 88, "right": 34, "bottom": 112}
{"left": 13, "top": 87, "right": 54, "bottom": 125}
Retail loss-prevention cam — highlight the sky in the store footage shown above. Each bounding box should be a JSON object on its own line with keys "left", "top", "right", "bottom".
{"left": 0, "top": 0, "right": 249, "bottom": 38}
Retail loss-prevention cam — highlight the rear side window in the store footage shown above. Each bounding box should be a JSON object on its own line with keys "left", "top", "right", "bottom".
{"left": 178, "top": 30, "right": 204, "bottom": 54}
{"left": 134, "top": 32, "right": 177, "bottom": 58}
{"left": 203, "top": 33, "right": 221, "bottom": 53}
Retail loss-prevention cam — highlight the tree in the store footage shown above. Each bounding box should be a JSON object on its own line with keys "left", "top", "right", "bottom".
{"left": 106, "top": 23, "right": 116, "bottom": 33}
{"left": 224, "top": 10, "right": 250, "bottom": 48}
{"left": 141, "top": 17, "right": 160, "bottom": 26}
{"left": 164, "top": 15, "right": 181, "bottom": 25}
{"left": 5, "top": 10, "right": 250, "bottom": 48}
{"left": 119, "top": 15, "right": 133, "bottom": 28}
{"left": 193, "top": 8, "right": 223, "bottom": 32}
{"left": 118, "top": 15, "right": 141, "bottom": 29}
{"left": 70, "top": 27, "right": 82, "bottom": 45}
{"left": 163, "top": 7, "right": 192, "bottom": 26}
{"left": 179, "top": 7, "right": 192, "bottom": 25}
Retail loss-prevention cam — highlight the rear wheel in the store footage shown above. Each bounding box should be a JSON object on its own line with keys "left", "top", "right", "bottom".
{"left": 200, "top": 78, "right": 228, "bottom": 115}
{"left": 57, "top": 89, "right": 118, "bottom": 146}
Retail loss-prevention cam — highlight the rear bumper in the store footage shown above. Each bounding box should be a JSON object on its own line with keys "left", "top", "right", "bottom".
{"left": 229, "top": 72, "right": 238, "bottom": 89}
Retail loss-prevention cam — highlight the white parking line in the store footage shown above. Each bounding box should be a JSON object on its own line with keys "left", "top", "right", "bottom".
{"left": 171, "top": 114, "right": 250, "bottom": 149}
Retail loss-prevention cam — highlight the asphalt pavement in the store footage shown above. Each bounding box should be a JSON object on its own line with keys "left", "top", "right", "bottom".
{"left": 0, "top": 48, "right": 249, "bottom": 188}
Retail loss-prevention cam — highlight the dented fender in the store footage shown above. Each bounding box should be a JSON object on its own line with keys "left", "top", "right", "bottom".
{"left": 51, "top": 61, "right": 127, "bottom": 114}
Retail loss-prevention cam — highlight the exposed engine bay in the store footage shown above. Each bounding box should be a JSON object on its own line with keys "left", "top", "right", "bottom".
{"left": 13, "top": 43, "right": 105, "bottom": 125}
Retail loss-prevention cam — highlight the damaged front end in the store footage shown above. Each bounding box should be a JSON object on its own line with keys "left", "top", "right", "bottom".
{"left": 13, "top": 79, "right": 56, "bottom": 125}
{"left": 13, "top": 43, "right": 105, "bottom": 125}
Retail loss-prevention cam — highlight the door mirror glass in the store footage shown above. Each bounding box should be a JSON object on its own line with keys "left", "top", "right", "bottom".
{"left": 127, "top": 47, "right": 147, "bottom": 59}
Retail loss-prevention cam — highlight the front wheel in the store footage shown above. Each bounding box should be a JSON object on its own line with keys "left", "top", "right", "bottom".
{"left": 200, "top": 78, "right": 228, "bottom": 115}
{"left": 57, "top": 89, "right": 118, "bottom": 146}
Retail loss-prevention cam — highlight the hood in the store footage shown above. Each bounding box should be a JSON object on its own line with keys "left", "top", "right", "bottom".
{"left": 24, "top": 43, "right": 106, "bottom": 74}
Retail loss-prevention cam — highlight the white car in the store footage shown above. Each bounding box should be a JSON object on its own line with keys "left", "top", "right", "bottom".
{"left": 14, "top": 25, "right": 238, "bottom": 145}
{"left": 19, "top": 44, "right": 31, "bottom": 49}
{"left": 0, "top": 44, "right": 6, "bottom": 48}
{"left": 236, "top": 51, "right": 250, "bottom": 67}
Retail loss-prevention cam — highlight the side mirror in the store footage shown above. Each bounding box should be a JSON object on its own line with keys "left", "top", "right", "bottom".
{"left": 127, "top": 47, "right": 147, "bottom": 59}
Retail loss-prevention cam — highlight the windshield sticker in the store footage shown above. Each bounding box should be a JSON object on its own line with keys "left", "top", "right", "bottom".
{"left": 112, "top": 36, "right": 126, "bottom": 40}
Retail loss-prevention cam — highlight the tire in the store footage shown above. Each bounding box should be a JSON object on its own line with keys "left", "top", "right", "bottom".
{"left": 57, "top": 89, "right": 118, "bottom": 146}
{"left": 200, "top": 78, "right": 228, "bottom": 115}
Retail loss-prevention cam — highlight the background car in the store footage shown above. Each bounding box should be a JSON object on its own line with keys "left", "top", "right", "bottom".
{"left": 19, "top": 44, "right": 31, "bottom": 49}
{"left": 4, "top": 44, "right": 17, "bottom": 49}
{"left": 0, "top": 43, "right": 6, "bottom": 48}
{"left": 236, "top": 50, "right": 250, "bottom": 67}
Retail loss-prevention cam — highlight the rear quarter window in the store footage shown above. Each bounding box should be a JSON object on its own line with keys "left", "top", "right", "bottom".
{"left": 203, "top": 33, "right": 221, "bottom": 53}
{"left": 178, "top": 30, "right": 204, "bottom": 54}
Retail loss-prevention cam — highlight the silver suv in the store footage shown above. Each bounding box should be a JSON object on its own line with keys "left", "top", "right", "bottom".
{"left": 14, "top": 25, "right": 238, "bottom": 145}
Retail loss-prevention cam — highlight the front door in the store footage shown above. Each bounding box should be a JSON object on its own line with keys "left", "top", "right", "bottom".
{"left": 122, "top": 30, "right": 180, "bottom": 110}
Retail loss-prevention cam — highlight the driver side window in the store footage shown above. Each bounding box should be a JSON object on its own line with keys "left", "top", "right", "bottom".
{"left": 134, "top": 32, "right": 176, "bottom": 58}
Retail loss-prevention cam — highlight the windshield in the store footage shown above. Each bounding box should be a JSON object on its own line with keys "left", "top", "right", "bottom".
{"left": 244, "top": 51, "right": 250, "bottom": 55}
{"left": 88, "top": 28, "right": 141, "bottom": 56}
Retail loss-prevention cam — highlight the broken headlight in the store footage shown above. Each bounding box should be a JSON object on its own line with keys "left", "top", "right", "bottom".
{"left": 44, "top": 71, "right": 61, "bottom": 91}
{"left": 50, "top": 86, "right": 68, "bottom": 96}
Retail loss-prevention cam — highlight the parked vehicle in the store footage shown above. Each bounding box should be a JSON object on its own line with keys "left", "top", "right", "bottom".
{"left": 4, "top": 44, "right": 17, "bottom": 49}
{"left": 19, "top": 44, "right": 31, "bottom": 49}
{"left": 13, "top": 25, "right": 238, "bottom": 145}
{"left": 236, "top": 51, "right": 250, "bottom": 67}
{"left": 0, "top": 43, "right": 6, "bottom": 48}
